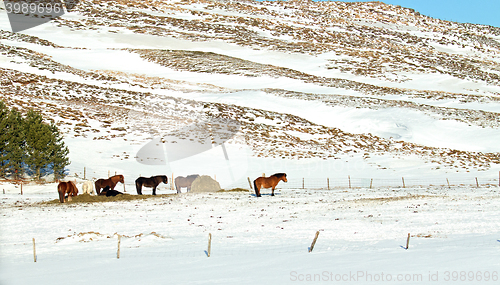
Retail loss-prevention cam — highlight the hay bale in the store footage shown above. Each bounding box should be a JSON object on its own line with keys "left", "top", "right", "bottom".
{"left": 190, "top": 175, "right": 221, "bottom": 193}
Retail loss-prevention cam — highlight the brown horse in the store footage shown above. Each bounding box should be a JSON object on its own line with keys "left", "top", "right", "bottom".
{"left": 95, "top": 174, "right": 124, "bottom": 195}
{"left": 135, "top": 175, "right": 168, "bottom": 195}
{"left": 57, "top": 181, "right": 78, "bottom": 203}
{"left": 174, "top": 174, "right": 200, "bottom": 193}
{"left": 253, "top": 173, "right": 287, "bottom": 197}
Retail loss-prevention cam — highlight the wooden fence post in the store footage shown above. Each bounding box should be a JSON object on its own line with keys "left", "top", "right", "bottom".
{"left": 207, "top": 233, "right": 212, "bottom": 257}
{"left": 402, "top": 177, "right": 405, "bottom": 188}
{"left": 348, "top": 176, "right": 351, "bottom": 189}
{"left": 370, "top": 178, "right": 373, "bottom": 189}
{"left": 446, "top": 178, "right": 450, "bottom": 189}
{"left": 20, "top": 182, "right": 23, "bottom": 195}
{"left": 33, "top": 238, "right": 37, "bottom": 262}
{"left": 406, "top": 233, "right": 411, "bottom": 250}
{"left": 247, "top": 177, "right": 253, "bottom": 190}
{"left": 84, "top": 167, "right": 86, "bottom": 180}
{"left": 475, "top": 177, "right": 479, "bottom": 188}
{"left": 302, "top": 178, "right": 304, "bottom": 189}
{"left": 117, "top": 234, "right": 121, "bottom": 259}
{"left": 309, "top": 231, "right": 320, "bottom": 252}
{"left": 327, "top": 178, "right": 329, "bottom": 190}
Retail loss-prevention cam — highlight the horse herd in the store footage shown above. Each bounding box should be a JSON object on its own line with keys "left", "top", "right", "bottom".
{"left": 57, "top": 173, "right": 288, "bottom": 203}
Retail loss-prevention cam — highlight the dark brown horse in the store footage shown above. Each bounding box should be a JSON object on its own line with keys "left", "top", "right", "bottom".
{"left": 135, "top": 175, "right": 168, "bottom": 195}
{"left": 95, "top": 174, "right": 124, "bottom": 195}
{"left": 57, "top": 181, "right": 78, "bottom": 203}
{"left": 99, "top": 186, "right": 124, "bottom": 197}
{"left": 253, "top": 173, "right": 287, "bottom": 197}
{"left": 174, "top": 174, "right": 200, "bottom": 193}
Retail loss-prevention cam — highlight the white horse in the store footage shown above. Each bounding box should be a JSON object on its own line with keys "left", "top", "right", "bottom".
{"left": 82, "top": 180, "right": 95, "bottom": 195}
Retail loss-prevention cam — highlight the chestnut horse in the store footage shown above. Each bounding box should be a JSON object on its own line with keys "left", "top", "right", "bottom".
{"left": 135, "top": 175, "right": 168, "bottom": 195}
{"left": 253, "top": 173, "right": 287, "bottom": 197}
{"left": 58, "top": 181, "right": 78, "bottom": 203}
{"left": 95, "top": 174, "right": 124, "bottom": 195}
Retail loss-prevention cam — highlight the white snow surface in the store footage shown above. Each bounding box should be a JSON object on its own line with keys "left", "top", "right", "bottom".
{"left": 1, "top": 182, "right": 500, "bottom": 285}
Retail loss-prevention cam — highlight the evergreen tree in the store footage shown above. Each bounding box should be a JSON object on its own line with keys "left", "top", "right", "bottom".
{"left": 24, "top": 110, "right": 54, "bottom": 179}
{"left": 0, "top": 102, "right": 70, "bottom": 180}
{"left": 0, "top": 101, "right": 8, "bottom": 177}
{"left": 4, "top": 109, "right": 25, "bottom": 180}
{"left": 48, "top": 123, "right": 70, "bottom": 180}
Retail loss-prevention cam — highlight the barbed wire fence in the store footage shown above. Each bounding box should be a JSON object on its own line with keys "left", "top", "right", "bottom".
{"left": 3, "top": 230, "right": 500, "bottom": 263}
{"left": 2, "top": 174, "right": 499, "bottom": 196}
{"left": 235, "top": 175, "right": 500, "bottom": 191}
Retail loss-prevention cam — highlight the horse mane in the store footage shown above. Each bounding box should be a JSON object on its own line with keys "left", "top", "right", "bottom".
{"left": 271, "top": 173, "right": 286, "bottom": 178}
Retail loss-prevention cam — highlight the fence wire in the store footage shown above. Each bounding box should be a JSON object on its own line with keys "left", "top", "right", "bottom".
{"left": 3, "top": 232, "right": 500, "bottom": 262}
{"left": 234, "top": 176, "right": 500, "bottom": 190}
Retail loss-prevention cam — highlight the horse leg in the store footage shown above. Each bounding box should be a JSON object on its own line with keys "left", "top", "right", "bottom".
{"left": 176, "top": 185, "right": 180, "bottom": 194}
{"left": 187, "top": 186, "right": 191, "bottom": 192}
{"left": 152, "top": 186, "right": 157, "bottom": 195}
{"left": 136, "top": 182, "right": 142, "bottom": 195}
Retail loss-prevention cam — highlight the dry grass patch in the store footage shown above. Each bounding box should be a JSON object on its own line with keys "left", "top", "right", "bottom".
{"left": 43, "top": 193, "right": 175, "bottom": 204}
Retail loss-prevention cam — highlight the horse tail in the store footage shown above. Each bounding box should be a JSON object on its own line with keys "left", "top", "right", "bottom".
{"left": 253, "top": 179, "right": 260, "bottom": 197}
{"left": 95, "top": 180, "right": 100, "bottom": 195}
{"left": 174, "top": 177, "right": 179, "bottom": 193}
{"left": 135, "top": 178, "right": 142, "bottom": 195}
{"left": 58, "top": 184, "right": 65, "bottom": 203}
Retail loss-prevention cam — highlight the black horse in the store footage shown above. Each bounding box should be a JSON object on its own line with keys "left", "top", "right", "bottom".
{"left": 135, "top": 175, "right": 168, "bottom": 195}
{"left": 99, "top": 186, "right": 124, "bottom": 197}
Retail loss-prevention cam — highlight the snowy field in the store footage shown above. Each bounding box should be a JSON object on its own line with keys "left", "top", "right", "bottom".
{"left": 1, "top": 182, "right": 499, "bottom": 284}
